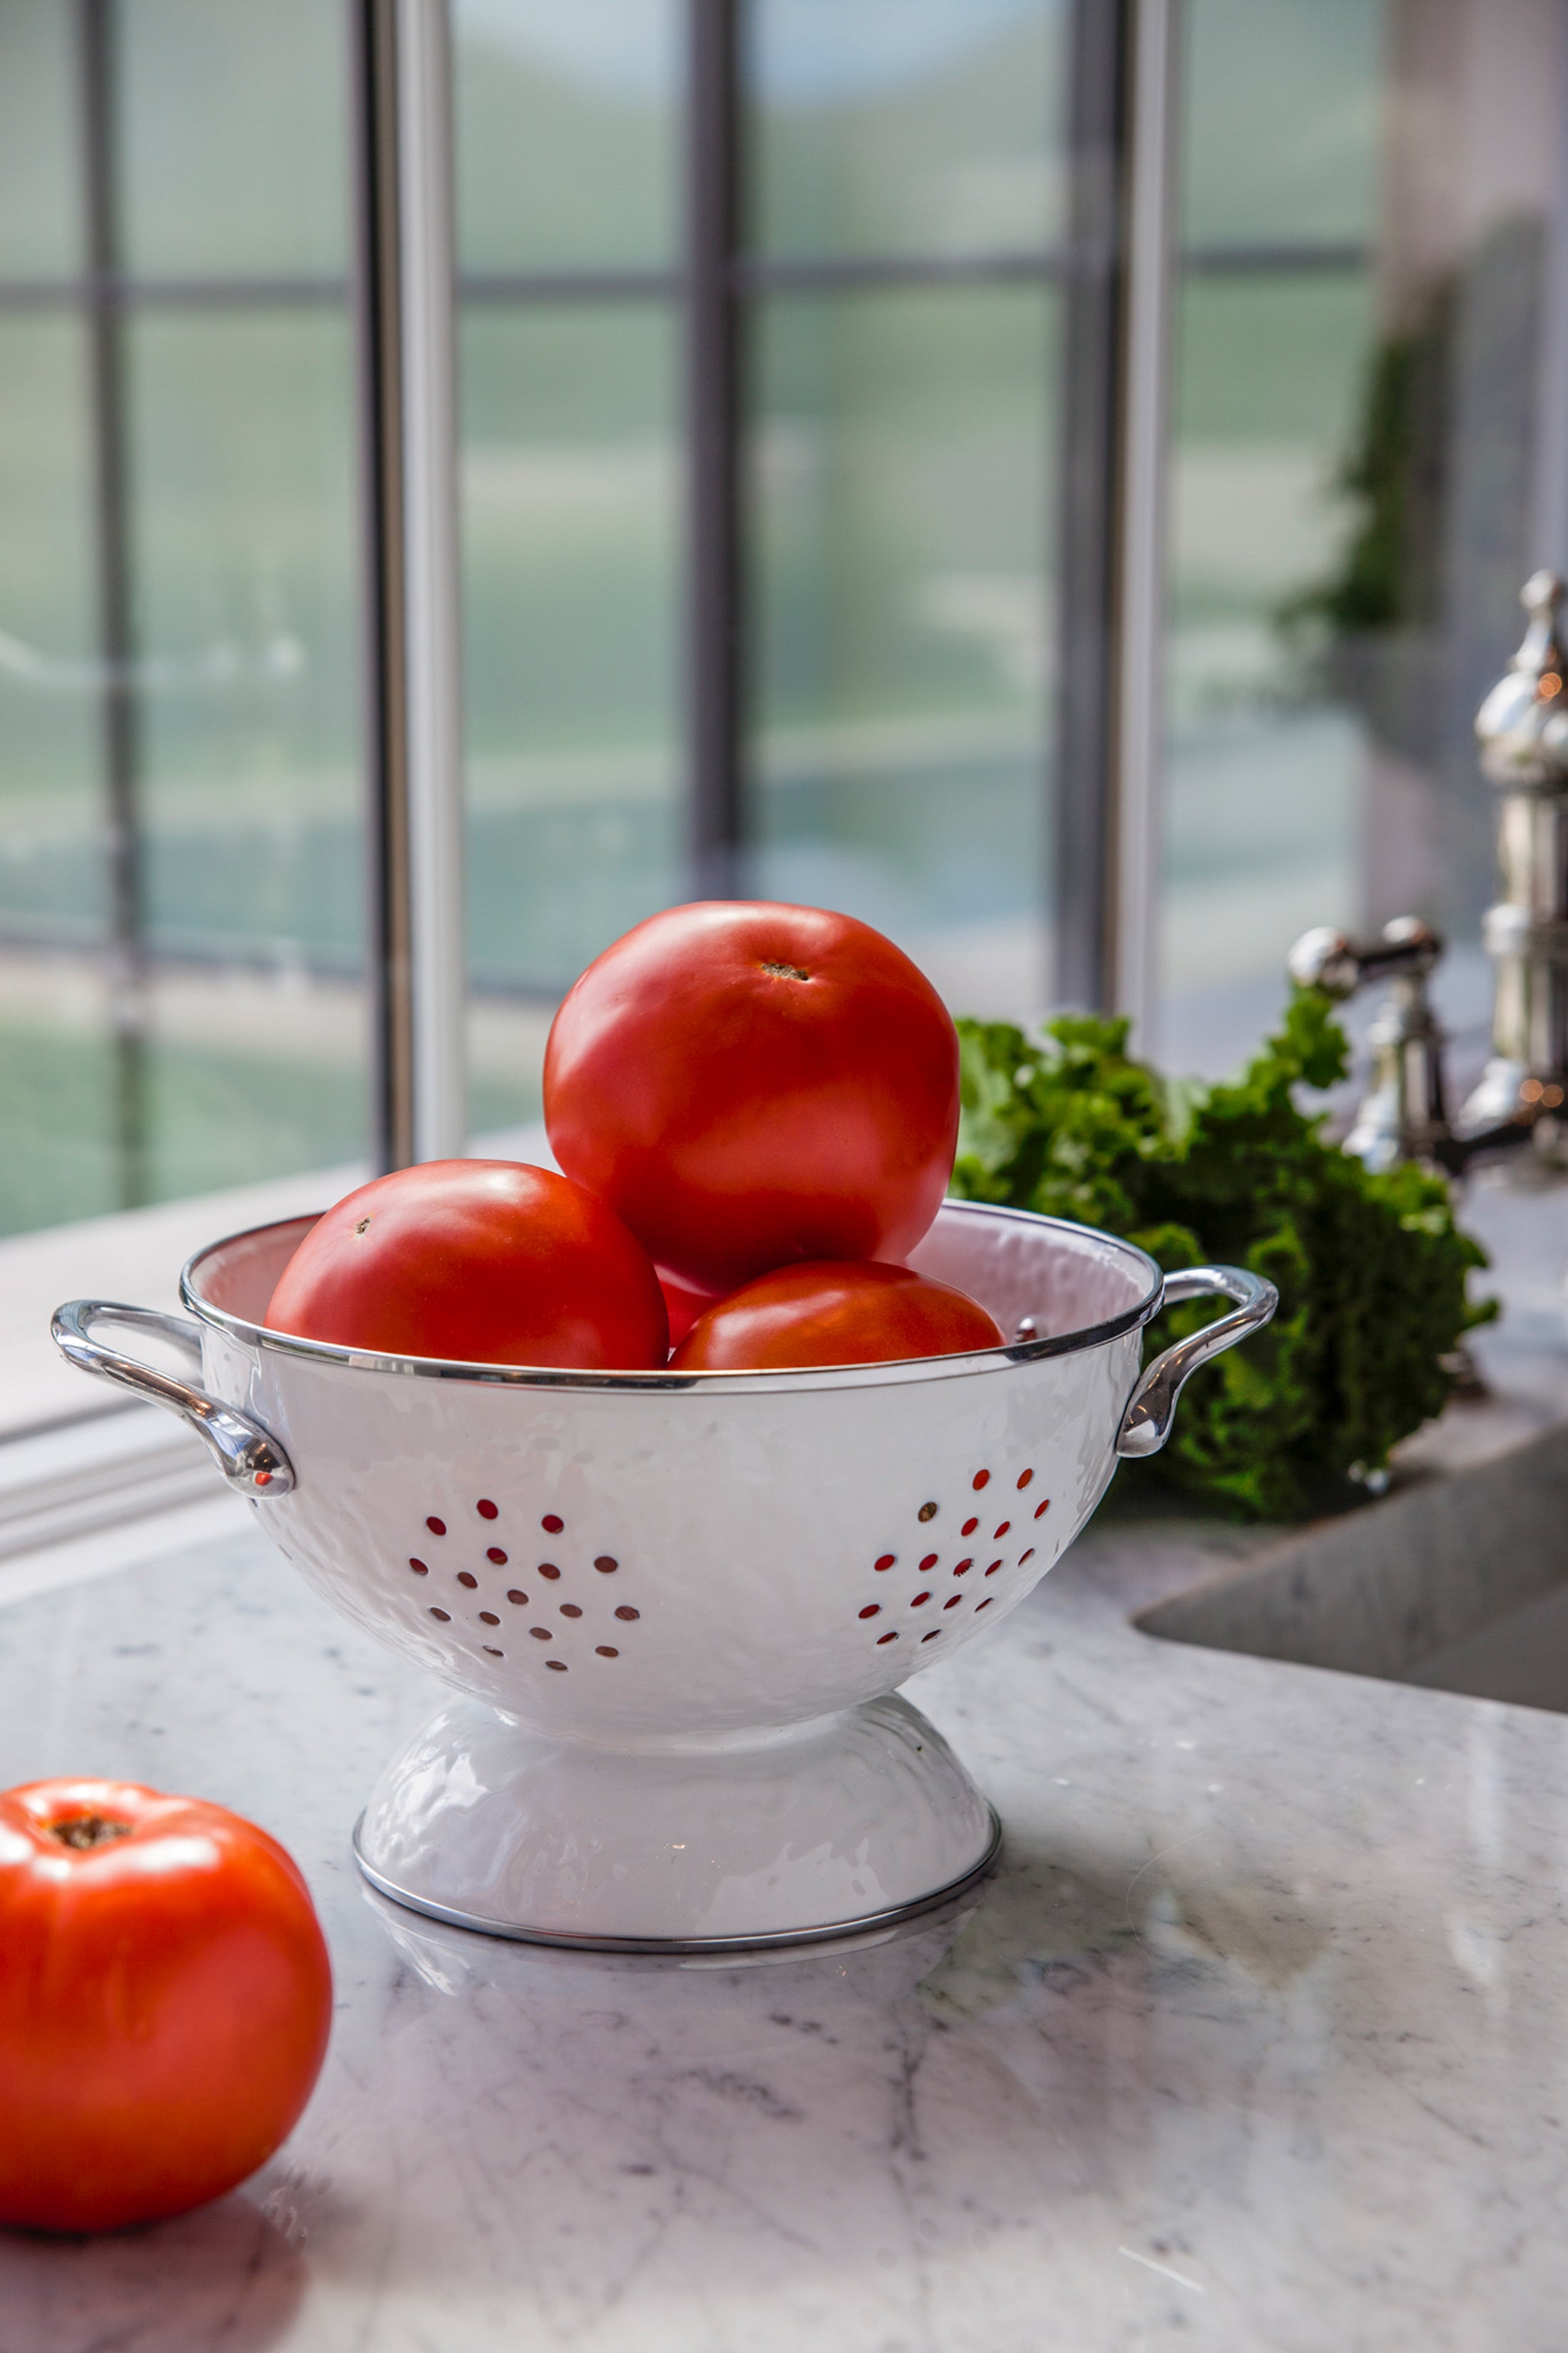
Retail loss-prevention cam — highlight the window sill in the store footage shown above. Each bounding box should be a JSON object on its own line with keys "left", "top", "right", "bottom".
{"left": 0, "top": 1119, "right": 549, "bottom": 1446}
{"left": 0, "top": 1160, "right": 368, "bottom": 1444}
{"left": 0, "top": 1123, "right": 549, "bottom": 1599}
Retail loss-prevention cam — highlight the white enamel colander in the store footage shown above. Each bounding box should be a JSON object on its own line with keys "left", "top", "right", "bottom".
{"left": 53, "top": 1199, "right": 1273, "bottom": 1952}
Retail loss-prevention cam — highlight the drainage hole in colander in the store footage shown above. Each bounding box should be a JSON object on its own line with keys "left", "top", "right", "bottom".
{"left": 483, "top": 1646, "right": 504, "bottom": 1657}
{"left": 993, "top": 1520, "right": 1010, "bottom": 1539}
{"left": 542, "top": 1513, "right": 564, "bottom": 1534}
{"left": 921, "top": 1629, "right": 941, "bottom": 1642}
{"left": 426, "top": 1516, "right": 446, "bottom": 1536}
{"left": 487, "top": 1547, "right": 507, "bottom": 1565}
{"left": 875, "top": 1552, "right": 895, "bottom": 1571}
{"left": 877, "top": 1631, "right": 898, "bottom": 1645}
{"left": 478, "top": 1611, "right": 500, "bottom": 1626}
{"left": 960, "top": 1517, "right": 978, "bottom": 1537}
{"left": 594, "top": 1554, "right": 618, "bottom": 1573}
{"left": 910, "top": 1591, "right": 931, "bottom": 1609}
{"left": 477, "top": 1498, "right": 498, "bottom": 1519}
{"left": 506, "top": 1589, "right": 527, "bottom": 1606}
{"left": 560, "top": 1603, "right": 583, "bottom": 1619}
{"left": 943, "top": 1595, "right": 963, "bottom": 1610}
{"left": 987, "top": 1559, "right": 1003, "bottom": 1574}
{"left": 408, "top": 1557, "right": 429, "bottom": 1575}
{"left": 1019, "top": 1547, "right": 1035, "bottom": 1566}
{"left": 972, "top": 1469, "right": 990, "bottom": 1491}
{"left": 1018, "top": 1468, "right": 1034, "bottom": 1490}
{"left": 538, "top": 1562, "right": 561, "bottom": 1580}
{"left": 918, "top": 1501, "right": 938, "bottom": 1522}
{"left": 457, "top": 1572, "right": 478, "bottom": 1589}
{"left": 545, "top": 1659, "right": 568, "bottom": 1672}
{"left": 429, "top": 1607, "right": 451, "bottom": 1622}
{"left": 858, "top": 1604, "right": 881, "bottom": 1620}
{"left": 976, "top": 1598, "right": 993, "bottom": 1611}
{"left": 615, "top": 1604, "right": 640, "bottom": 1621}
{"left": 919, "top": 1552, "right": 938, "bottom": 1572}
{"left": 595, "top": 1644, "right": 620, "bottom": 1658}
{"left": 1035, "top": 1497, "right": 1050, "bottom": 1518}
{"left": 953, "top": 1558, "right": 973, "bottom": 1577}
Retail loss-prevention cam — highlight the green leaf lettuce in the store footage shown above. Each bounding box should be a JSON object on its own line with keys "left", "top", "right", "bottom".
{"left": 948, "top": 990, "right": 1493, "bottom": 1519}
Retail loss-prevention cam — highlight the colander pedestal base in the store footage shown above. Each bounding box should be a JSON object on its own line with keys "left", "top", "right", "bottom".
{"left": 352, "top": 1691, "right": 1000, "bottom": 1953}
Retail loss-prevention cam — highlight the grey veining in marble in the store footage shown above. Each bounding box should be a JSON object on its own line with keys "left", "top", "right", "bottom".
{"left": 4, "top": 1484, "right": 1568, "bottom": 2353}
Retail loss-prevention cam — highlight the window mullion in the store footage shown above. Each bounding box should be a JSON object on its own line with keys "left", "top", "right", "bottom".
{"left": 1107, "top": 0, "right": 1180, "bottom": 1052}
{"left": 348, "top": 0, "right": 466, "bottom": 1173}
{"left": 78, "top": 0, "right": 148, "bottom": 1206}
{"left": 685, "top": 0, "right": 744, "bottom": 901}
{"left": 1052, "top": 0, "right": 1179, "bottom": 1047}
{"left": 1052, "top": 0, "right": 1130, "bottom": 1017}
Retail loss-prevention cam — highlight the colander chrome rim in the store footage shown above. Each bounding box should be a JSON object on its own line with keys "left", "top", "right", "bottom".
{"left": 180, "top": 1196, "right": 1164, "bottom": 1396}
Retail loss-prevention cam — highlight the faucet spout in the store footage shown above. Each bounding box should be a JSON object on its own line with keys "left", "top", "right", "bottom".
{"left": 1287, "top": 918, "right": 1452, "bottom": 1174}
{"left": 1455, "top": 570, "right": 1568, "bottom": 1175}
{"left": 1287, "top": 573, "right": 1568, "bottom": 1183}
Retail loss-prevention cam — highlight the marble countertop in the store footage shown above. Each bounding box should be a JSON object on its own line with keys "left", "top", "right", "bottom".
{"left": 4, "top": 1164, "right": 1567, "bottom": 2350}
{"left": 4, "top": 1419, "right": 1568, "bottom": 2353}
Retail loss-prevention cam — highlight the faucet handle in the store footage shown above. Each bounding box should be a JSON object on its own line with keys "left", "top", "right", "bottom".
{"left": 1286, "top": 918, "right": 1450, "bottom": 1172}
{"left": 1288, "top": 916, "right": 1444, "bottom": 1001}
{"left": 1518, "top": 568, "right": 1567, "bottom": 670}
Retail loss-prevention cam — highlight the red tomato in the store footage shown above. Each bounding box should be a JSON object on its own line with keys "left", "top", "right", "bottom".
{"left": 543, "top": 902, "right": 960, "bottom": 1292}
{"left": 265, "top": 1159, "right": 668, "bottom": 1370}
{"left": 0, "top": 1779, "right": 332, "bottom": 2233}
{"left": 670, "top": 1260, "right": 1003, "bottom": 1371}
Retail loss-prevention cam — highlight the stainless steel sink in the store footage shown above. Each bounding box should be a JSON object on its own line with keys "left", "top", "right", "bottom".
{"left": 1137, "top": 1418, "right": 1568, "bottom": 1713}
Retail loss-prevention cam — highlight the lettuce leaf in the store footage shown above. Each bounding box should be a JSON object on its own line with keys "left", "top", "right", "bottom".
{"left": 949, "top": 990, "right": 1493, "bottom": 1519}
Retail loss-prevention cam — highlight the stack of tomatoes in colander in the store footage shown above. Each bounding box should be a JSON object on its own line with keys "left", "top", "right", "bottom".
{"left": 265, "top": 902, "right": 1004, "bottom": 1372}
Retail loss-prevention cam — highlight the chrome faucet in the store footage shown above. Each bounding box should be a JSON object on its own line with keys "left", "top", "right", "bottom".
{"left": 1287, "top": 916, "right": 1451, "bottom": 1174}
{"left": 1288, "top": 571, "right": 1568, "bottom": 1179}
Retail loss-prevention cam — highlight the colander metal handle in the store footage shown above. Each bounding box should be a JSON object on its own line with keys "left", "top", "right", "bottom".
{"left": 50, "top": 1300, "right": 294, "bottom": 1498}
{"left": 1114, "top": 1264, "right": 1277, "bottom": 1460}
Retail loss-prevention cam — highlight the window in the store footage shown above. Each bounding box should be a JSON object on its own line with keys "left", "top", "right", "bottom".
{"left": 4, "top": 0, "right": 1568, "bottom": 1252}
{"left": 1163, "top": 0, "right": 1568, "bottom": 1088}
{"left": 0, "top": 0, "right": 367, "bottom": 1233}
{"left": 453, "top": 0, "right": 686, "bottom": 1128}
{"left": 450, "top": 0, "right": 1071, "bottom": 1131}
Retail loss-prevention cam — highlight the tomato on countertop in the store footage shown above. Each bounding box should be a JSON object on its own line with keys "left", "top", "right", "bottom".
{"left": 544, "top": 901, "right": 961, "bottom": 1293}
{"left": 0, "top": 1779, "right": 333, "bottom": 2234}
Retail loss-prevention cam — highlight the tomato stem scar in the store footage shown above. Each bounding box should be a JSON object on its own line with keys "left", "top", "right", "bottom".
{"left": 760, "top": 960, "right": 810, "bottom": 981}
{"left": 354, "top": 1217, "right": 371, "bottom": 1236}
{"left": 47, "top": 1815, "right": 131, "bottom": 1849}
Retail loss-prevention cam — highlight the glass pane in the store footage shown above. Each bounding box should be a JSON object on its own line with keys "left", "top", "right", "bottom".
{"left": 747, "top": 0, "right": 1065, "bottom": 260}
{"left": 454, "top": 0, "right": 680, "bottom": 272}
{"left": 0, "top": 317, "right": 101, "bottom": 938}
{"left": 1161, "top": 0, "right": 1568, "bottom": 1087}
{"left": 0, "top": 315, "right": 116, "bottom": 1233}
{"left": 129, "top": 311, "right": 367, "bottom": 1198}
{"left": 1180, "top": 0, "right": 1382, "bottom": 249}
{"left": 460, "top": 304, "right": 682, "bottom": 1128}
{"left": 120, "top": 0, "right": 347, "bottom": 277}
{"left": 0, "top": 5, "right": 365, "bottom": 1239}
{"left": 750, "top": 287, "right": 1055, "bottom": 1016}
{"left": 1162, "top": 270, "right": 1373, "bottom": 1072}
{"left": 0, "top": 0, "right": 81, "bottom": 277}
